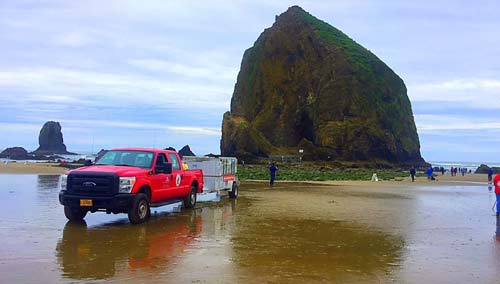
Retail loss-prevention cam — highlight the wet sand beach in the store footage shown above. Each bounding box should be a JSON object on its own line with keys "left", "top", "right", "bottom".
{"left": 0, "top": 174, "right": 499, "bottom": 283}
{"left": 0, "top": 162, "right": 67, "bottom": 174}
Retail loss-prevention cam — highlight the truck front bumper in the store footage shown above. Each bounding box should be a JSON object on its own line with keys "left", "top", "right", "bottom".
{"left": 59, "top": 191, "right": 135, "bottom": 213}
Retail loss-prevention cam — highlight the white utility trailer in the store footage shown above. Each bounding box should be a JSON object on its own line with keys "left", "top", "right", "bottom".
{"left": 183, "top": 156, "right": 239, "bottom": 200}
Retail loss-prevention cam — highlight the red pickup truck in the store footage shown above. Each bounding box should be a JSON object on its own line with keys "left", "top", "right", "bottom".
{"left": 59, "top": 148, "right": 203, "bottom": 224}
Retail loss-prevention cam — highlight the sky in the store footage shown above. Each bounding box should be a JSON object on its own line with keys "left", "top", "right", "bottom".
{"left": 0, "top": 0, "right": 499, "bottom": 162}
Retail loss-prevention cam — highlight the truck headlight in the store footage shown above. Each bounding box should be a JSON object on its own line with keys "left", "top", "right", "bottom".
{"left": 60, "top": 174, "right": 67, "bottom": 191}
{"left": 119, "top": 177, "right": 136, "bottom": 193}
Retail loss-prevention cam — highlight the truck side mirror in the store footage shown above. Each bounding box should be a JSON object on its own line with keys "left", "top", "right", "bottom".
{"left": 164, "top": 162, "right": 173, "bottom": 174}
{"left": 155, "top": 162, "right": 172, "bottom": 174}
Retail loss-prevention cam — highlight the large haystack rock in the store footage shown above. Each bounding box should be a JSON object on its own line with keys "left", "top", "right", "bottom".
{"left": 221, "top": 6, "right": 426, "bottom": 166}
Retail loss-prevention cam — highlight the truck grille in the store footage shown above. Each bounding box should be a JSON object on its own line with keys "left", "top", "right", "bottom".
{"left": 68, "top": 172, "right": 119, "bottom": 196}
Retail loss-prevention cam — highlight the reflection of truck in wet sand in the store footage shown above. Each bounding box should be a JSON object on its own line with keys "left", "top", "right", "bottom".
{"left": 59, "top": 148, "right": 238, "bottom": 224}
{"left": 56, "top": 198, "right": 238, "bottom": 281}
{"left": 56, "top": 212, "right": 203, "bottom": 280}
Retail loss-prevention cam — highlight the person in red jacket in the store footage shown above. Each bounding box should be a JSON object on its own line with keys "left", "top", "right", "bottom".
{"left": 495, "top": 173, "right": 500, "bottom": 218}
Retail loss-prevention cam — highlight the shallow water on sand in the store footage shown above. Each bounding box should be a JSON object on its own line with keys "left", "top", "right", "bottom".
{"left": 0, "top": 175, "right": 499, "bottom": 283}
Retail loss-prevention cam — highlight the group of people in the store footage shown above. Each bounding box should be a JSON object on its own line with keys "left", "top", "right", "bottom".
{"left": 408, "top": 165, "right": 492, "bottom": 182}
{"left": 449, "top": 167, "right": 470, "bottom": 176}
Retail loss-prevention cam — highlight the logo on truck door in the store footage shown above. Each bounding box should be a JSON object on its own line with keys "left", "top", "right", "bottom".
{"left": 175, "top": 174, "right": 181, "bottom": 186}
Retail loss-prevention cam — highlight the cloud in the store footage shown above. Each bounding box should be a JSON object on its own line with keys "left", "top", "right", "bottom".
{"left": 413, "top": 79, "right": 500, "bottom": 92}
{"left": 55, "top": 119, "right": 221, "bottom": 136}
{"left": 0, "top": 122, "right": 41, "bottom": 132}
{"left": 415, "top": 114, "right": 500, "bottom": 132}
{"left": 128, "top": 59, "right": 238, "bottom": 81}
{"left": 408, "top": 79, "right": 500, "bottom": 109}
{"left": 0, "top": 67, "right": 232, "bottom": 108}
{"left": 55, "top": 31, "right": 95, "bottom": 47}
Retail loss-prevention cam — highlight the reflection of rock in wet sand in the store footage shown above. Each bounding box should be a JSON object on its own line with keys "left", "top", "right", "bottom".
{"left": 37, "top": 174, "right": 62, "bottom": 204}
{"left": 232, "top": 217, "right": 404, "bottom": 283}
{"left": 230, "top": 182, "right": 411, "bottom": 283}
{"left": 37, "top": 174, "right": 60, "bottom": 190}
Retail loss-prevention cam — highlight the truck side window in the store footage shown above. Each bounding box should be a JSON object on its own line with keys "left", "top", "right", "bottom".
{"left": 168, "top": 153, "right": 180, "bottom": 170}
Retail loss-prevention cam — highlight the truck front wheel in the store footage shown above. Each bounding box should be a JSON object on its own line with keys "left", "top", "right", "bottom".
{"left": 64, "top": 206, "right": 88, "bottom": 221}
{"left": 183, "top": 185, "right": 197, "bottom": 209}
{"left": 128, "top": 193, "right": 150, "bottom": 224}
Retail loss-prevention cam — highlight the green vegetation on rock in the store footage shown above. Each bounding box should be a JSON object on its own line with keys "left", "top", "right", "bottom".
{"left": 238, "top": 163, "right": 419, "bottom": 181}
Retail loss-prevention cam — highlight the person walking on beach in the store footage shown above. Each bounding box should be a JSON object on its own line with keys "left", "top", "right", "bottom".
{"left": 269, "top": 163, "right": 278, "bottom": 187}
{"left": 410, "top": 166, "right": 416, "bottom": 182}
{"left": 488, "top": 167, "right": 494, "bottom": 184}
{"left": 494, "top": 173, "right": 500, "bottom": 218}
{"left": 426, "top": 167, "right": 433, "bottom": 181}
{"left": 440, "top": 167, "right": 445, "bottom": 175}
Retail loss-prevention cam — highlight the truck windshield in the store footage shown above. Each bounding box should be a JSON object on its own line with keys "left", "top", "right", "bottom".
{"left": 96, "top": 150, "right": 154, "bottom": 169}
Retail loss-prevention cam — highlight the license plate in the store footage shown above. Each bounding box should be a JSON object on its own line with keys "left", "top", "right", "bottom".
{"left": 80, "top": 199, "right": 93, "bottom": 206}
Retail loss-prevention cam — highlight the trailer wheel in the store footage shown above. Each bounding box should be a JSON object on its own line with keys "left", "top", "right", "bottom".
{"left": 229, "top": 182, "right": 238, "bottom": 198}
{"left": 183, "top": 185, "right": 197, "bottom": 209}
{"left": 128, "top": 193, "right": 150, "bottom": 224}
{"left": 64, "top": 206, "right": 88, "bottom": 221}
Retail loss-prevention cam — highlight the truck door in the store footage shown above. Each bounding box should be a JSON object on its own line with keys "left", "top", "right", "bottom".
{"left": 167, "top": 153, "right": 188, "bottom": 198}
{"left": 150, "top": 153, "right": 170, "bottom": 202}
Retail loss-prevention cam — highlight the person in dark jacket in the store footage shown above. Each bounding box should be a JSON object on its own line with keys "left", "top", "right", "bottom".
{"left": 488, "top": 167, "right": 494, "bottom": 184}
{"left": 269, "top": 163, "right": 278, "bottom": 187}
{"left": 410, "top": 166, "right": 416, "bottom": 182}
{"left": 426, "top": 167, "right": 433, "bottom": 181}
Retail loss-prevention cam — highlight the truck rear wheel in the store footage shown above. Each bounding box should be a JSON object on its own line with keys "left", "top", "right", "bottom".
{"left": 229, "top": 182, "right": 238, "bottom": 198}
{"left": 128, "top": 193, "right": 150, "bottom": 224}
{"left": 183, "top": 185, "right": 197, "bottom": 209}
{"left": 64, "top": 206, "right": 88, "bottom": 221}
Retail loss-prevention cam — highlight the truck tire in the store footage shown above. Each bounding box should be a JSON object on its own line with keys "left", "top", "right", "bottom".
{"left": 183, "top": 185, "right": 197, "bottom": 209}
{"left": 128, "top": 193, "right": 150, "bottom": 224}
{"left": 229, "top": 182, "right": 238, "bottom": 198}
{"left": 64, "top": 206, "right": 88, "bottom": 221}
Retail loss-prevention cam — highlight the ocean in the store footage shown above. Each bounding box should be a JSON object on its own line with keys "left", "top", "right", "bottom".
{"left": 0, "top": 153, "right": 97, "bottom": 163}
{"left": 430, "top": 161, "right": 500, "bottom": 172}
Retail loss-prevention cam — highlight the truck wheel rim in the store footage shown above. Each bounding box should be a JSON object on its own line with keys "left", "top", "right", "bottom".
{"left": 139, "top": 202, "right": 147, "bottom": 219}
{"left": 191, "top": 190, "right": 196, "bottom": 205}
